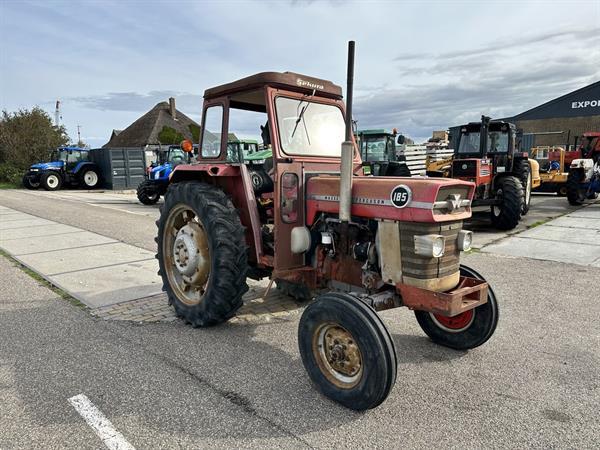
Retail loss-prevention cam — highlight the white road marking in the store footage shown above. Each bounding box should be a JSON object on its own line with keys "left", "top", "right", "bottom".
{"left": 68, "top": 394, "right": 136, "bottom": 450}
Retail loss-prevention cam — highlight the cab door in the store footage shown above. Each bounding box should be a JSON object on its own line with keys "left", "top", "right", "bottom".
{"left": 266, "top": 88, "right": 305, "bottom": 270}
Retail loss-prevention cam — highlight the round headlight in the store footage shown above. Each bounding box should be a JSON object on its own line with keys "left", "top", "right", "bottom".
{"left": 432, "top": 237, "right": 445, "bottom": 258}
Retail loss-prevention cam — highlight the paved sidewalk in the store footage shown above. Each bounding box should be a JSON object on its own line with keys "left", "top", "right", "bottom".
{"left": 0, "top": 205, "right": 162, "bottom": 307}
{"left": 0, "top": 205, "right": 301, "bottom": 323}
{"left": 482, "top": 201, "right": 600, "bottom": 266}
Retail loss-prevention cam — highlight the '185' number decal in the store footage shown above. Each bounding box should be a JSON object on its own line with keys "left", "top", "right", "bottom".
{"left": 390, "top": 185, "right": 412, "bottom": 208}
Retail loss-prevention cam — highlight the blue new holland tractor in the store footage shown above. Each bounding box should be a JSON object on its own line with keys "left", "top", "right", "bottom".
{"left": 22, "top": 147, "right": 101, "bottom": 191}
{"left": 137, "top": 145, "right": 192, "bottom": 205}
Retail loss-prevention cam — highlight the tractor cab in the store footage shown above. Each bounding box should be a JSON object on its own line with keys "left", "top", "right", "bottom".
{"left": 453, "top": 118, "right": 517, "bottom": 179}
{"left": 355, "top": 129, "right": 410, "bottom": 176}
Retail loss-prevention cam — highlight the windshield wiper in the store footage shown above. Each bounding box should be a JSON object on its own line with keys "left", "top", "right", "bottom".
{"left": 291, "top": 101, "right": 310, "bottom": 141}
{"left": 291, "top": 90, "right": 315, "bottom": 144}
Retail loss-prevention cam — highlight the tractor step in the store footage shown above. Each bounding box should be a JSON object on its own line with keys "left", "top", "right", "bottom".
{"left": 397, "top": 276, "right": 488, "bottom": 317}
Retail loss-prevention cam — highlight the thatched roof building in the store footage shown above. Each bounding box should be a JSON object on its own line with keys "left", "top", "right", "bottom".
{"left": 103, "top": 98, "right": 200, "bottom": 148}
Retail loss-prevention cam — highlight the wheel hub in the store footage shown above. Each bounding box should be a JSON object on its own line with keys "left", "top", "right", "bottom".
{"left": 315, "top": 324, "right": 362, "bottom": 386}
{"left": 172, "top": 222, "right": 210, "bottom": 286}
{"left": 430, "top": 309, "right": 475, "bottom": 333}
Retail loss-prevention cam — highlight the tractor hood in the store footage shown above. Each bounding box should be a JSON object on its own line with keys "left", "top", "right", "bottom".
{"left": 29, "top": 161, "right": 63, "bottom": 170}
{"left": 306, "top": 175, "right": 475, "bottom": 224}
{"left": 149, "top": 163, "right": 171, "bottom": 179}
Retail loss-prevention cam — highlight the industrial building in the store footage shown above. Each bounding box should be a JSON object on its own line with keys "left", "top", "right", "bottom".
{"left": 506, "top": 80, "right": 600, "bottom": 150}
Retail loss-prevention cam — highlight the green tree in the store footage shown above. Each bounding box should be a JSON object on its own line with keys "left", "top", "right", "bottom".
{"left": 158, "top": 126, "right": 184, "bottom": 145}
{"left": 188, "top": 124, "right": 200, "bottom": 143}
{"left": 0, "top": 107, "right": 69, "bottom": 182}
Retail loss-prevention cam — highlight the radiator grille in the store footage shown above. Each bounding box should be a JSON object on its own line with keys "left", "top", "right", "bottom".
{"left": 399, "top": 221, "right": 462, "bottom": 280}
{"left": 452, "top": 160, "right": 477, "bottom": 177}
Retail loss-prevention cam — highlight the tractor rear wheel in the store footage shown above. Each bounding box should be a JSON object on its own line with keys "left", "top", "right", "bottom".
{"left": 414, "top": 265, "right": 499, "bottom": 350}
{"left": 566, "top": 170, "right": 586, "bottom": 205}
{"left": 80, "top": 168, "right": 100, "bottom": 188}
{"left": 137, "top": 180, "right": 161, "bottom": 205}
{"left": 513, "top": 159, "right": 532, "bottom": 214}
{"left": 156, "top": 181, "right": 248, "bottom": 327}
{"left": 41, "top": 172, "right": 63, "bottom": 191}
{"left": 298, "top": 292, "right": 397, "bottom": 410}
{"left": 556, "top": 185, "right": 567, "bottom": 197}
{"left": 489, "top": 176, "right": 523, "bottom": 230}
{"left": 22, "top": 174, "right": 39, "bottom": 190}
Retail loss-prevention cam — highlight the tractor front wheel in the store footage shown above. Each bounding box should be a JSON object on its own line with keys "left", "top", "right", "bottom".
{"left": 556, "top": 185, "right": 567, "bottom": 197}
{"left": 298, "top": 292, "right": 397, "bottom": 410}
{"left": 22, "top": 174, "right": 39, "bottom": 190}
{"left": 156, "top": 181, "right": 248, "bottom": 327}
{"left": 137, "top": 180, "right": 161, "bottom": 205}
{"left": 41, "top": 172, "right": 63, "bottom": 191}
{"left": 566, "top": 170, "right": 586, "bottom": 205}
{"left": 490, "top": 176, "right": 523, "bottom": 230}
{"left": 414, "top": 265, "right": 499, "bottom": 350}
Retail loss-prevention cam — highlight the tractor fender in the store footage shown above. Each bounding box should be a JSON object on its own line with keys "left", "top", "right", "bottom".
{"left": 570, "top": 159, "right": 594, "bottom": 182}
{"left": 72, "top": 161, "right": 99, "bottom": 174}
{"left": 169, "top": 164, "right": 264, "bottom": 265}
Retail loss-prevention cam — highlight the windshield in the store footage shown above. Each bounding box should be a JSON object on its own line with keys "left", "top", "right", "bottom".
{"left": 275, "top": 97, "right": 345, "bottom": 157}
{"left": 360, "top": 136, "right": 395, "bottom": 162}
{"left": 56, "top": 149, "right": 69, "bottom": 161}
{"left": 458, "top": 131, "right": 509, "bottom": 154}
{"left": 168, "top": 149, "right": 186, "bottom": 165}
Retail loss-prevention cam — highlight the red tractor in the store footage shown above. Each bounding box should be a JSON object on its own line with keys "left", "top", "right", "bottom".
{"left": 450, "top": 117, "right": 538, "bottom": 230}
{"left": 156, "top": 42, "right": 498, "bottom": 410}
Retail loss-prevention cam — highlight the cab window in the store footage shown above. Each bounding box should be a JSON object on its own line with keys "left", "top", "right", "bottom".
{"left": 201, "top": 105, "right": 223, "bottom": 158}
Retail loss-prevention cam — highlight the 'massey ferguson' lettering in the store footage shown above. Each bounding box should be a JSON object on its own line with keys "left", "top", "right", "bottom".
{"left": 571, "top": 100, "right": 600, "bottom": 109}
{"left": 296, "top": 78, "right": 325, "bottom": 90}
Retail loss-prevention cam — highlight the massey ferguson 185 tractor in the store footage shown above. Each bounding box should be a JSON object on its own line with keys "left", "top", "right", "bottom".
{"left": 156, "top": 42, "right": 498, "bottom": 410}
{"left": 450, "top": 117, "right": 540, "bottom": 230}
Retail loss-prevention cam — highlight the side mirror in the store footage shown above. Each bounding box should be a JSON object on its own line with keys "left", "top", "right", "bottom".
{"left": 397, "top": 135, "right": 405, "bottom": 145}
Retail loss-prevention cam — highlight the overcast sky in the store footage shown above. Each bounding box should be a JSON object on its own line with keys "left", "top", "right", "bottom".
{"left": 1, "top": 0, "right": 599, "bottom": 147}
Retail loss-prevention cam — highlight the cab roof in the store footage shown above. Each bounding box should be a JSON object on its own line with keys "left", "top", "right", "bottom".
{"left": 59, "top": 146, "right": 87, "bottom": 152}
{"left": 204, "top": 71, "right": 343, "bottom": 100}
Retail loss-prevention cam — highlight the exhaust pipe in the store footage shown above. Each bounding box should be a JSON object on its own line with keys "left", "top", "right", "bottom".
{"left": 339, "top": 41, "right": 355, "bottom": 223}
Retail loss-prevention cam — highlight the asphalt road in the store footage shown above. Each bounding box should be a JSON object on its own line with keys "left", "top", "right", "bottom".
{"left": 1, "top": 188, "right": 599, "bottom": 448}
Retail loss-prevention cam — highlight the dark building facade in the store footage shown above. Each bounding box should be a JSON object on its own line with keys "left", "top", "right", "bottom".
{"left": 506, "top": 81, "right": 600, "bottom": 149}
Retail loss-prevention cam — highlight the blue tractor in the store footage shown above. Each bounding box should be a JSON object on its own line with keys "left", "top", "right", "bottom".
{"left": 136, "top": 145, "right": 192, "bottom": 204}
{"left": 22, "top": 147, "right": 101, "bottom": 191}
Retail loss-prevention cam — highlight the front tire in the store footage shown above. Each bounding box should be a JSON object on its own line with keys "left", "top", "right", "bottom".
{"left": 137, "top": 180, "right": 161, "bottom": 205}
{"left": 22, "top": 174, "right": 39, "bottom": 190}
{"left": 490, "top": 176, "right": 523, "bottom": 230}
{"left": 566, "top": 170, "right": 586, "bottom": 205}
{"left": 156, "top": 181, "right": 249, "bottom": 327}
{"left": 298, "top": 292, "right": 397, "bottom": 410}
{"left": 414, "top": 265, "right": 499, "bottom": 350}
{"left": 40, "top": 172, "right": 63, "bottom": 191}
